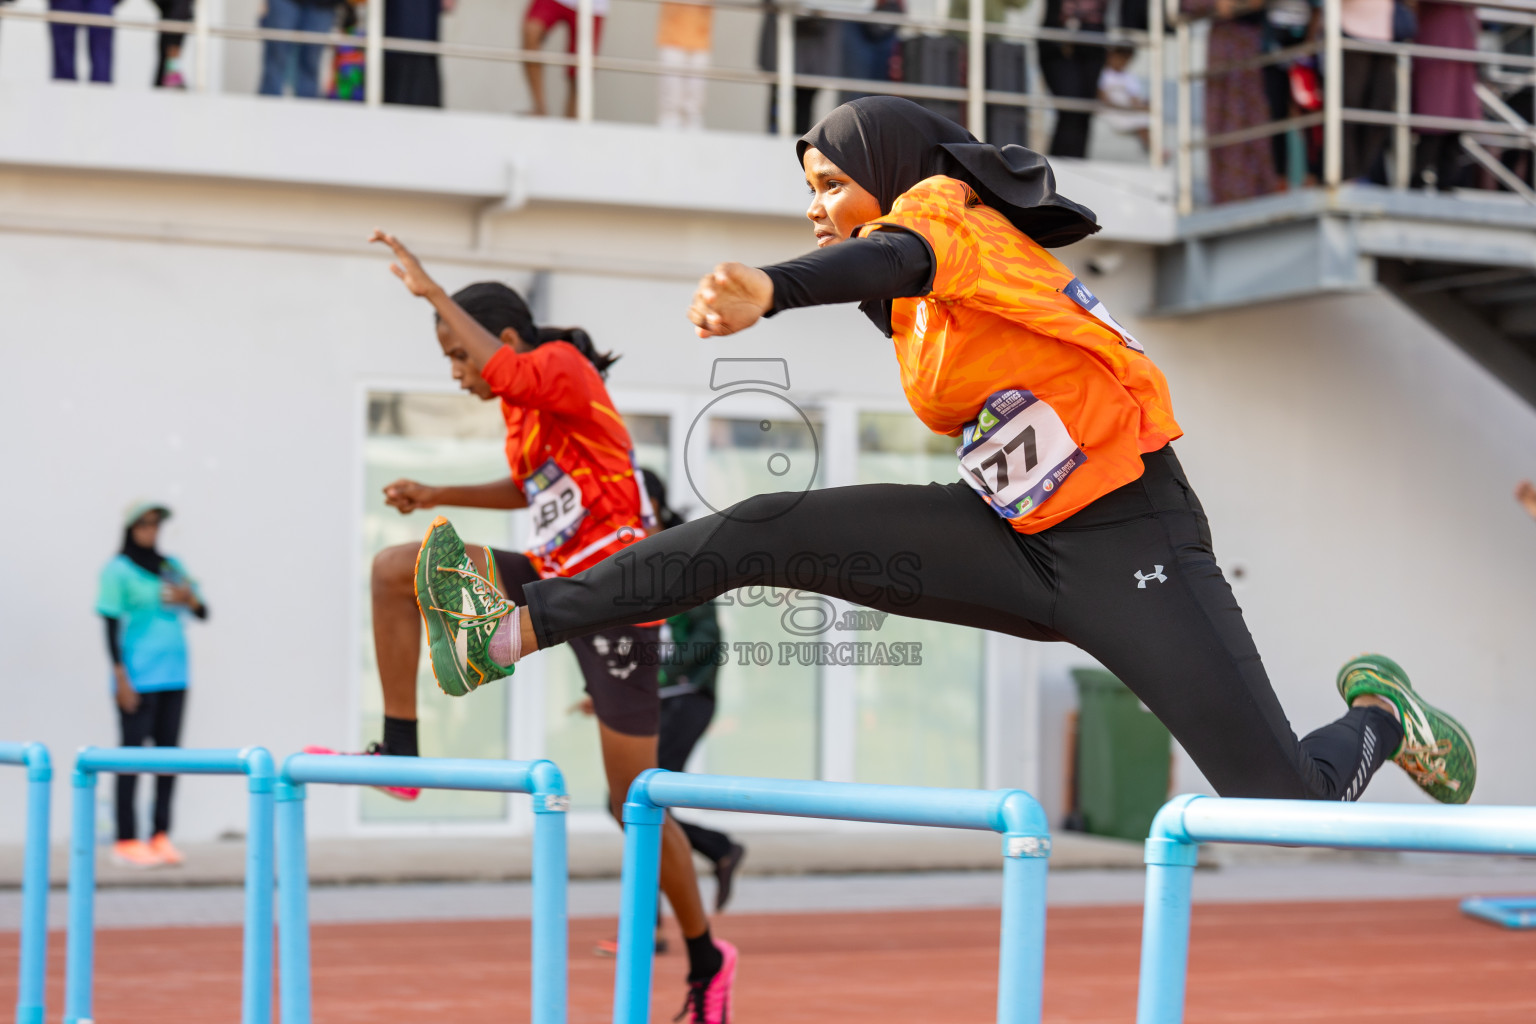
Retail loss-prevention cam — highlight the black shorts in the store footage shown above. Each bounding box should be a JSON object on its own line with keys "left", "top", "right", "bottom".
{"left": 488, "top": 547, "right": 661, "bottom": 737}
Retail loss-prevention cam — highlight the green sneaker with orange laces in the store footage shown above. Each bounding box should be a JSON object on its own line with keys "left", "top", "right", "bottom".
{"left": 1337, "top": 653, "right": 1476, "bottom": 804}
{"left": 413, "top": 516, "right": 516, "bottom": 696}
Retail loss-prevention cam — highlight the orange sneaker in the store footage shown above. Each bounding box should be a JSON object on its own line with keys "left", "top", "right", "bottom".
{"left": 149, "top": 833, "right": 184, "bottom": 866}
{"left": 110, "top": 839, "right": 163, "bottom": 868}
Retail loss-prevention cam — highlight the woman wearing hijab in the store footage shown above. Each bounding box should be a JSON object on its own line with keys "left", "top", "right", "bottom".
{"left": 96, "top": 502, "right": 207, "bottom": 868}
{"left": 413, "top": 99, "right": 1476, "bottom": 852}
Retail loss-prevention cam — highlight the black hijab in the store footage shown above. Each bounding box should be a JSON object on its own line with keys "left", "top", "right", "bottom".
{"left": 121, "top": 524, "right": 166, "bottom": 577}
{"left": 797, "top": 96, "right": 1100, "bottom": 247}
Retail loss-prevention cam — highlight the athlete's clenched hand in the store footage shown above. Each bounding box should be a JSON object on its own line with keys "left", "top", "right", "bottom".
{"left": 370, "top": 229, "right": 440, "bottom": 299}
{"left": 384, "top": 478, "right": 438, "bottom": 514}
{"left": 689, "top": 262, "right": 773, "bottom": 338}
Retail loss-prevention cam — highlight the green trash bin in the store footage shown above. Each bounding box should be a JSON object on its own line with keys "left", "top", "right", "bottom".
{"left": 1070, "top": 668, "right": 1172, "bottom": 841}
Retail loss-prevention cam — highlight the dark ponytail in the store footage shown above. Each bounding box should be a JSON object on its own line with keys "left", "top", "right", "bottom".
{"left": 537, "top": 325, "right": 620, "bottom": 378}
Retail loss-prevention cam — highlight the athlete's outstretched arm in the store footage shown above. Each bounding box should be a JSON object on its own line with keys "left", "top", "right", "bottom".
{"left": 688, "top": 230, "right": 933, "bottom": 338}
{"left": 370, "top": 229, "right": 504, "bottom": 373}
{"left": 383, "top": 477, "right": 529, "bottom": 513}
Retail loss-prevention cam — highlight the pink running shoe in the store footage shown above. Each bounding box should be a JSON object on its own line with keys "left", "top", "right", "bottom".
{"left": 675, "top": 939, "right": 736, "bottom": 1023}
{"left": 302, "top": 745, "right": 421, "bottom": 801}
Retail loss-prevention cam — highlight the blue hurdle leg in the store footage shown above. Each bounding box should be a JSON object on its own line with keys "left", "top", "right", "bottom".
{"left": 275, "top": 780, "right": 312, "bottom": 1024}
{"left": 531, "top": 785, "right": 570, "bottom": 1024}
{"left": 15, "top": 750, "right": 51, "bottom": 1024}
{"left": 243, "top": 772, "right": 276, "bottom": 1024}
{"left": 612, "top": 797, "right": 665, "bottom": 1024}
{"left": 996, "top": 833, "right": 1050, "bottom": 1024}
{"left": 63, "top": 769, "right": 98, "bottom": 1024}
{"left": 1136, "top": 843, "right": 1199, "bottom": 1024}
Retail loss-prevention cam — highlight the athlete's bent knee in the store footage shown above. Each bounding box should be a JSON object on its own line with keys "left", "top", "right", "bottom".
{"left": 371, "top": 543, "right": 417, "bottom": 597}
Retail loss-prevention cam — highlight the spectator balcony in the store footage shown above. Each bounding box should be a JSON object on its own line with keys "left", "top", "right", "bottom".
{"left": 2, "top": 0, "right": 1534, "bottom": 398}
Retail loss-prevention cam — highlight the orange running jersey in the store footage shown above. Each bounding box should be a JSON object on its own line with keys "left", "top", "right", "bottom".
{"left": 853, "top": 175, "right": 1182, "bottom": 533}
{"left": 481, "top": 342, "right": 653, "bottom": 577}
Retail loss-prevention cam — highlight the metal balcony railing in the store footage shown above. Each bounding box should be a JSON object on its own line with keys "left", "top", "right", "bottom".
{"left": 0, "top": 0, "right": 1165, "bottom": 166}
{"left": 1169, "top": 0, "right": 1536, "bottom": 212}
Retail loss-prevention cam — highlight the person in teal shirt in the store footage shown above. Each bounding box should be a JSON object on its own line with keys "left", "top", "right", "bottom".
{"left": 96, "top": 501, "right": 207, "bottom": 869}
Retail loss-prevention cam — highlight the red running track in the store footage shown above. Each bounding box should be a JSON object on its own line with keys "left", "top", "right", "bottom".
{"left": 1, "top": 900, "right": 1533, "bottom": 1022}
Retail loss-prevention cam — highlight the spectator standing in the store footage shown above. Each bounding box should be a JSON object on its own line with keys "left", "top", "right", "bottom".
{"left": 259, "top": 0, "right": 339, "bottom": 97}
{"left": 1039, "top": 0, "right": 1108, "bottom": 157}
{"left": 1339, "top": 0, "right": 1395, "bottom": 181}
{"left": 1181, "top": 0, "right": 1278, "bottom": 201}
{"left": 97, "top": 502, "right": 207, "bottom": 869}
{"left": 758, "top": 0, "right": 840, "bottom": 134}
{"left": 1098, "top": 44, "right": 1150, "bottom": 149}
{"left": 151, "top": 0, "right": 192, "bottom": 87}
{"left": 386, "top": 0, "right": 452, "bottom": 106}
{"left": 1412, "top": 2, "right": 1479, "bottom": 190}
{"left": 837, "top": 0, "right": 902, "bottom": 105}
{"left": 656, "top": 0, "right": 712, "bottom": 130}
{"left": 523, "top": 0, "right": 608, "bottom": 117}
{"left": 48, "top": 0, "right": 115, "bottom": 83}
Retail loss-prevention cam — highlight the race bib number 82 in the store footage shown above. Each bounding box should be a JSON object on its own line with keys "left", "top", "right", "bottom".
{"left": 524, "top": 459, "right": 588, "bottom": 556}
{"left": 958, "top": 390, "right": 1086, "bottom": 520}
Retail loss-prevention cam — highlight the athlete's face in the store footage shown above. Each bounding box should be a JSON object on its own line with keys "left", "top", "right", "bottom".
{"left": 803, "top": 147, "right": 883, "bottom": 248}
{"left": 437, "top": 320, "right": 503, "bottom": 400}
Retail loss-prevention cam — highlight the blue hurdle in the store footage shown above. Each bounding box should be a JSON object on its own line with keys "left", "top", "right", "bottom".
{"left": 1137, "top": 795, "right": 1536, "bottom": 1024}
{"left": 612, "top": 770, "right": 1052, "bottom": 1024}
{"left": 1460, "top": 895, "right": 1536, "bottom": 929}
{"left": 275, "top": 754, "right": 570, "bottom": 1024}
{"left": 0, "top": 743, "right": 51, "bottom": 1024}
{"left": 66, "top": 746, "right": 276, "bottom": 1024}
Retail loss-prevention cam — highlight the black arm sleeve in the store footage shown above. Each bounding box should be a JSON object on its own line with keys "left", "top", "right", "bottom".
{"left": 762, "top": 229, "right": 935, "bottom": 315}
{"left": 103, "top": 616, "right": 123, "bottom": 666}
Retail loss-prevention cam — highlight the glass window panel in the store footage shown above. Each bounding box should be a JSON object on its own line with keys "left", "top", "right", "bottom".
{"left": 853, "top": 412, "right": 984, "bottom": 789}
{"left": 359, "top": 392, "right": 512, "bottom": 822}
{"left": 539, "top": 410, "right": 673, "bottom": 811}
{"left": 692, "top": 409, "right": 823, "bottom": 781}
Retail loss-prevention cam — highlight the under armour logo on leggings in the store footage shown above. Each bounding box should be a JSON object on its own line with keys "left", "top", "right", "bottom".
{"left": 1134, "top": 565, "right": 1167, "bottom": 588}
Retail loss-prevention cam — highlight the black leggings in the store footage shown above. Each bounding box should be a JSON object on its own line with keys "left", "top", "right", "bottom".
{"left": 527, "top": 447, "right": 1398, "bottom": 801}
{"left": 116, "top": 688, "right": 187, "bottom": 841}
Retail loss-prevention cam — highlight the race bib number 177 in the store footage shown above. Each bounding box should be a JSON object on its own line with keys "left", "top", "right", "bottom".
{"left": 958, "top": 390, "right": 1086, "bottom": 520}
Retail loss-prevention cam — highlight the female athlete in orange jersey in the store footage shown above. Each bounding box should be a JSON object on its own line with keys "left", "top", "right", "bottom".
{"left": 335, "top": 233, "right": 735, "bottom": 1016}
{"left": 419, "top": 99, "right": 1475, "bottom": 845}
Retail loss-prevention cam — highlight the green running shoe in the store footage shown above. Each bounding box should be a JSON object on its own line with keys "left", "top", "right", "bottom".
{"left": 413, "top": 516, "right": 516, "bottom": 697}
{"left": 1336, "top": 653, "right": 1476, "bottom": 804}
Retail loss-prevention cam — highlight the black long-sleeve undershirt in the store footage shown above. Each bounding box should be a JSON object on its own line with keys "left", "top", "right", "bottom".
{"left": 762, "top": 230, "right": 935, "bottom": 322}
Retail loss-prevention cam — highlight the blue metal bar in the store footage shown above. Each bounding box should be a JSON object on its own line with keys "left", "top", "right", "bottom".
{"left": 63, "top": 768, "right": 97, "bottom": 1024}
{"left": 275, "top": 780, "right": 312, "bottom": 1024}
{"left": 612, "top": 788, "right": 665, "bottom": 1024}
{"left": 1135, "top": 794, "right": 1536, "bottom": 1024}
{"left": 76, "top": 746, "right": 257, "bottom": 776}
{"left": 275, "top": 754, "right": 569, "bottom": 1024}
{"left": 635, "top": 771, "right": 1033, "bottom": 832}
{"left": 64, "top": 746, "right": 276, "bottom": 1024}
{"left": 1461, "top": 896, "right": 1536, "bottom": 929}
{"left": 0, "top": 744, "right": 51, "bottom": 1024}
{"left": 996, "top": 791, "right": 1051, "bottom": 1024}
{"left": 242, "top": 750, "right": 276, "bottom": 1024}
{"left": 614, "top": 771, "right": 1051, "bottom": 1024}
{"left": 1175, "top": 796, "right": 1536, "bottom": 854}
{"left": 282, "top": 752, "right": 537, "bottom": 792}
{"left": 529, "top": 761, "right": 569, "bottom": 1024}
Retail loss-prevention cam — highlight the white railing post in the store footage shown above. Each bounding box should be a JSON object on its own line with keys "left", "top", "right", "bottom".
{"left": 1323, "top": 0, "right": 1343, "bottom": 186}
{"left": 1175, "top": 17, "right": 1192, "bottom": 214}
{"left": 968, "top": 0, "right": 986, "bottom": 140}
{"left": 193, "top": 0, "right": 211, "bottom": 91}
{"left": 776, "top": 1, "right": 795, "bottom": 138}
{"left": 1149, "top": 0, "right": 1166, "bottom": 169}
{"left": 576, "top": 0, "right": 595, "bottom": 122}
{"left": 365, "top": 0, "right": 384, "bottom": 106}
{"left": 1392, "top": 50, "right": 1410, "bottom": 188}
